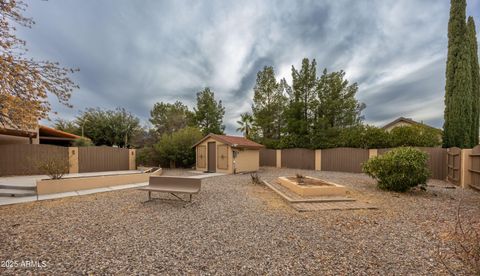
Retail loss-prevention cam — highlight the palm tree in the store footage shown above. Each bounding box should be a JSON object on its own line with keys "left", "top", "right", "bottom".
{"left": 236, "top": 112, "right": 254, "bottom": 138}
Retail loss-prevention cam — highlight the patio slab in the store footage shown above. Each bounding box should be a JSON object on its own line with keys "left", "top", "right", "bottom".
{"left": 0, "top": 182, "right": 148, "bottom": 206}
{"left": 188, "top": 173, "right": 226, "bottom": 179}
{"left": 0, "top": 195, "right": 38, "bottom": 205}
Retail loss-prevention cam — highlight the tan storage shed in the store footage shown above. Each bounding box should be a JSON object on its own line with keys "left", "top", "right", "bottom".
{"left": 192, "top": 134, "right": 264, "bottom": 174}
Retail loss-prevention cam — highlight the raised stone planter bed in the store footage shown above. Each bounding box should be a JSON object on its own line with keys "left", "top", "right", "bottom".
{"left": 276, "top": 176, "right": 347, "bottom": 197}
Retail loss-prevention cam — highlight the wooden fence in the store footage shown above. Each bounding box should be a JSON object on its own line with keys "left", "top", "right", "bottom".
{"left": 259, "top": 148, "right": 276, "bottom": 167}
{"left": 78, "top": 146, "right": 130, "bottom": 173}
{"left": 379, "top": 147, "right": 447, "bottom": 180}
{"left": 281, "top": 148, "right": 315, "bottom": 170}
{"left": 0, "top": 144, "right": 69, "bottom": 176}
{"left": 469, "top": 146, "right": 480, "bottom": 190}
{"left": 447, "top": 147, "right": 461, "bottom": 185}
{"left": 321, "top": 148, "right": 369, "bottom": 173}
{"left": 0, "top": 144, "right": 131, "bottom": 176}
{"left": 259, "top": 147, "right": 448, "bottom": 180}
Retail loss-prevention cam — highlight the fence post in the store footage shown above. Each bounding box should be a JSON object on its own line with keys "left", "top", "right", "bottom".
{"left": 129, "top": 149, "right": 136, "bottom": 170}
{"left": 368, "top": 149, "right": 378, "bottom": 159}
{"left": 276, "top": 150, "right": 281, "bottom": 168}
{"left": 460, "top": 149, "right": 472, "bottom": 188}
{"left": 68, "top": 147, "right": 79, "bottom": 174}
{"left": 315, "top": 149, "right": 322, "bottom": 170}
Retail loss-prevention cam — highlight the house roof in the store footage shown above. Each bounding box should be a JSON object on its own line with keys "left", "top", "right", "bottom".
{"left": 192, "top": 134, "right": 264, "bottom": 149}
{"left": 382, "top": 117, "right": 440, "bottom": 131}
{"left": 0, "top": 123, "right": 83, "bottom": 141}
{"left": 0, "top": 127, "right": 37, "bottom": 138}
{"left": 39, "top": 125, "right": 82, "bottom": 140}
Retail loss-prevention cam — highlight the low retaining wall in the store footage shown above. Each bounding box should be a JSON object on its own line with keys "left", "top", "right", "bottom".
{"left": 36, "top": 169, "right": 162, "bottom": 195}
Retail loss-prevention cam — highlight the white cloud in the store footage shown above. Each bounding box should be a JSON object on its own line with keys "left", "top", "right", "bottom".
{"left": 18, "top": 0, "right": 480, "bottom": 133}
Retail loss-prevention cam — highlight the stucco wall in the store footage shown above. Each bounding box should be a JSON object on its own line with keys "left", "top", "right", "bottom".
{"left": 195, "top": 137, "right": 233, "bottom": 174}
{"left": 235, "top": 149, "right": 260, "bottom": 173}
{"left": 36, "top": 169, "right": 162, "bottom": 195}
{"left": 69, "top": 147, "right": 79, "bottom": 174}
{"left": 129, "top": 149, "right": 136, "bottom": 170}
{"left": 195, "top": 137, "right": 261, "bottom": 174}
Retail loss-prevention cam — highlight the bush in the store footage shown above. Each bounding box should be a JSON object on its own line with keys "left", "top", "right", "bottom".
{"left": 362, "top": 147, "right": 430, "bottom": 192}
{"left": 338, "top": 125, "right": 391, "bottom": 149}
{"left": 389, "top": 125, "right": 442, "bottom": 147}
{"left": 72, "top": 137, "right": 94, "bottom": 147}
{"left": 154, "top": 127, "right": 203, "bottom": 168}
{"left": 36, "top": 156, "right": 70, "bottom": 179}
{"left": 136, "top": 146, "right": 157, "bottom": 167}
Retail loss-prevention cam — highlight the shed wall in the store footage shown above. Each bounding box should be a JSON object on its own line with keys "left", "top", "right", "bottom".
{"left": 235, "top": 149, "right": 260, "bottom": 173}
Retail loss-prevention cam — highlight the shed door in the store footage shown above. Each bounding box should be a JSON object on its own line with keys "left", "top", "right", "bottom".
{"left": 208, "top": 142, "right": 216, "bottom": 172}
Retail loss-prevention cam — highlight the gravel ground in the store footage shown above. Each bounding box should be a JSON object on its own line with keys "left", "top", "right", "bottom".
{"left": 0, "top": 167, "right": 479, "bottom": 275}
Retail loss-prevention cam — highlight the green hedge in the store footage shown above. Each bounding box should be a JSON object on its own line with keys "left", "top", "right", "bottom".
{"left": 362, "top": 147, "right": 430, "bottom": 192}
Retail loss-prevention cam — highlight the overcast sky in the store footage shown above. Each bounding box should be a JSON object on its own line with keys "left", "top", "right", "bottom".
{"left": 19, "top": 0, "right": 480, "bottom": 134}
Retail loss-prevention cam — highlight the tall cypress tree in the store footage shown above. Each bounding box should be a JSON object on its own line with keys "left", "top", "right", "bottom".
{"left": 443, "top": 0, "right": 472, "bottom": 148}
{"left": 468, "top": 16, "right": 480, "bottom": 146}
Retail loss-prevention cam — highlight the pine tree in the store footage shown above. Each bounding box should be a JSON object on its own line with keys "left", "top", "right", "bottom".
{"left": 252, "top": 66, "right": 279, "bottom": 139}
{"left": 311, "top": 69, "right": 365, "bottom": 148}
{"left": 193, "top": 88, "right": 225, "bottom": 135}
{"left": 149, "top": 101, "right": 194, "bottom": 136}
{"left": 443, "top": 0, "right": 472, "bottom": 148}
{"left": 274, "top": 78, "right": 289, "bottom": 139}
{"left": 285, "top": 58, "right": 317, "bottom": 147}
{"left": 468, "top": 16, "right": 480, "bottom": 146}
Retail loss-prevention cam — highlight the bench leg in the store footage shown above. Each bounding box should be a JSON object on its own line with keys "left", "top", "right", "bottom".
{"left": 142, "top": 192, "right": 194, "bottom": 206}
{"left": 170, "top": 193, "right": 184, "bottom": 201}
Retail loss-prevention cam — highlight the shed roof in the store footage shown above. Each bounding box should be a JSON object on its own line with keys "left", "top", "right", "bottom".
{"left": 193, "top": 134, "right": 264, "bottom": 149}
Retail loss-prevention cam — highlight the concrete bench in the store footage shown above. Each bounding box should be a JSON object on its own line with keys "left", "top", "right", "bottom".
{"left": 138, "top": 176, "right": 201, "bottom": 202}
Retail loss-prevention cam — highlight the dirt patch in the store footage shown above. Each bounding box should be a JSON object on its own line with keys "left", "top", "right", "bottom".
{"left": 286, "top": 176, "right": 331, "bottom": 186}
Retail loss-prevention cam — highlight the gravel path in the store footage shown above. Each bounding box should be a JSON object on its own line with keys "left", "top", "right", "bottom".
{"left": 0, "top": 168, "right": 479, "bottom": 275}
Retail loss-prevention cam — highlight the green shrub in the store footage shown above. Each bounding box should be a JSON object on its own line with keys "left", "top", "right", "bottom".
{"left": 362, "top": 147, "right": 430, "bottom": 192}
{"left": 72, "top": 137, "right": 94, "bottom": 147}
{"left": 136, "top": 146, "right": 157, "bottom": 167}
{"left": 338, "top": 125, "right": 391, "bottom": 149}
{"left": 389, "top": 125, "right": 442, "bottom": 147}
{"left": 154, "top": 126, "right": 203, "bottom": 168}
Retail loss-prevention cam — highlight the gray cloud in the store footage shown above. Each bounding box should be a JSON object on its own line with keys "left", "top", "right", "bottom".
{"left": 17, "top": 0, "right": 480, "bottom": 133}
